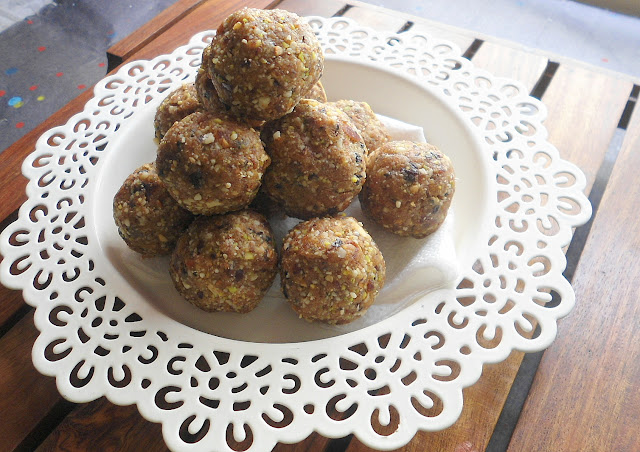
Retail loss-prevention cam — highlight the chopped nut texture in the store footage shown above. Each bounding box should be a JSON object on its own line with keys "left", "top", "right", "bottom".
{"left": 205, "top": 8, "right": 323, "bottom": 121}
{"left": 281, "top": 216, "right": 386, "bottom": 324}
{"left": 169, "top": 210, "right": 277, "bottom": 313}
{"left": 156, "top": 110, "right": 270, "bottom": 215}
{"left": 154, "top": 83, "right": 201, "bottom": 139}
{"left": 113, "top": 162, "right": 193, "bottom": 256}
{"left": 360, "top": 141, "right": 455, "bottom": 238}
{"left": 329, "top": 99, "right": 391, "bottom": 155}
{"left": 305, "top": 81, "right": 327, "bottom": 102}
{"left": 261, "top": 99, "right": 366, "bottom": 219}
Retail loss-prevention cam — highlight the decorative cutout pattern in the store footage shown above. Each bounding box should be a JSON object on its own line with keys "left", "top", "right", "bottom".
{"left": 0, "top": 18, "right": 591, "bottom": 451}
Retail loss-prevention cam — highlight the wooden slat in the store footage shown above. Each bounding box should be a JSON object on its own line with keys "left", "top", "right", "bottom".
{"left": 342, "top": 3, "right": 410, "bottom": 32}
{"left": 107, "top": 0, "right": 207, "bottom": 62}
{"left": 275, "top": 0, "right": 346, "bottom": 16}
{"left": 348, "top": 0, "right": 477, "bottom": 52}
{"left": 0, "top": 313, "right": 63, "bottom": 452}
{"left": 35, "top": 398, "right": 168, "bottom": 452}
{"left": 472, "top": 41, "right": 548, "bottom": 93}
{"left": 538, "top": 64, "right": 633, "bottom": 187}
{"left": 508, "top": 98, "right": 640, "bottom": 452}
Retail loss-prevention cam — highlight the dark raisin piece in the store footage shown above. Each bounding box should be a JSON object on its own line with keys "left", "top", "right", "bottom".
{"left": 189, "top": 171, "right": 204, "bottom": 188}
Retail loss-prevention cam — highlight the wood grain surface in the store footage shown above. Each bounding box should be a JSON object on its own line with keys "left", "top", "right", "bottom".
{"left": 508, "top": 96, "right": 640, "bottom": 452}
{"left": 472, "top": 42, "right": 548, "bottom": 93}
{"left": 35, "top": 398, "right": 168, "bottom": 452}
{"left": 0, "top": 0, "right": 638, "bottom": 451}
{"left": 107, "top": 0, "right": 208, "bottom": 61}
{"left": 537, "top": 64, "right": 633, "bottom": 187}
{"left": 0, "top": 313, "right": 62, "bottom": 452}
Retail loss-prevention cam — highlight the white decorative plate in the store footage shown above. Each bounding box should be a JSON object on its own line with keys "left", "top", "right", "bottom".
{"left": 0, "top": 16, "right": 591, "bottom": 452}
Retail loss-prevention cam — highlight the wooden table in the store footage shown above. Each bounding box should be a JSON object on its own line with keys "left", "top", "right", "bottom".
{"left": 1, "top": 1, "right": 638, "bottom": 451}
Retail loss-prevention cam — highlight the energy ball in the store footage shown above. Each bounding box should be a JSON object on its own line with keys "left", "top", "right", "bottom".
{"left": 156, "top": 110, "right": 270, "bottom": 215}
{"left": 169, "top": 210, "right": 278, "bottom": 313}
{"left": 154, "top": 83, "right": 201, "bottom": 139}
{"left": 330, "top": 99, "right": 390, "bottom": 155}
{"left": 113, "top": 162, "right": 193, "bottom": 256}
{"left": 196, "top": 46, "right": 266, "bottom": 129}
{"left": 360, "top": 141, "right": 455, "bottom": 238}
{"left": 281, "top": 216, "right": 386, "bottom": 324}
{"left": 205, "top": 8, "right": 323, "bottom": 121}
{"left": 261, "top": 99, "right": 366, "bottom": 219}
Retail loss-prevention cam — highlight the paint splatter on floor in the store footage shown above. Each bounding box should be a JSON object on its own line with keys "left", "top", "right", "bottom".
{"left": 0, "top": 0, "right": 178, "bottom": 153}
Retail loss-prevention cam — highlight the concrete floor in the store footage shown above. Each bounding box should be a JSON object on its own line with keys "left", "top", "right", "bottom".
{"left": 0, "top": 0, "right": 176, "bottom": 153}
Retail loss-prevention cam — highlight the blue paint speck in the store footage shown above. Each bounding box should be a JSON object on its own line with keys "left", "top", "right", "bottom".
{"left": 8, "top": 96, "right": 23, "bottom": 106}
{"left": 5, "top": 67, "right": 18, "bottom": 76}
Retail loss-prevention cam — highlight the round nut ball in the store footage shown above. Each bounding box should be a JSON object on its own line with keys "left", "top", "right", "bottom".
{"left": 329, "top": 99, "right": 391, "bottom": 155}
{"left": 154, "top": 83, "right": 201, "bottom": 139}
{"left": 205, "top": 8, "right": 323, "bottom": 121}
{"left": 169, "top": 210, "right": 278, "bottom": 313}
{"left": 360, "top": 141, "right": 455, "bottom": 238}
{"left": 195, "top": 61, "right": 266, "bottom": 129}
{"left": 113, "top": 162, "right": 193, "bottom": 256}
{"left": 156, "top": 110, "right": 270, "bottom": 215}
{"left": 281, "top": 216, "right": 386, "bottom": 324}
{"left": 261, "top": 99, "right": 366, "bottom": 219}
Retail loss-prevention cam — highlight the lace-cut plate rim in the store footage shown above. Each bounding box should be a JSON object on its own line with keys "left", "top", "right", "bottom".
{"left": 0, "top": 16, "right": 592, "bottom": 452}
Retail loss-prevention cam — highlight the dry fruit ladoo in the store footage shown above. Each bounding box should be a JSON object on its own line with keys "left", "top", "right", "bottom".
{"left": 204, "top": 8, "right": 324, "bottom": 122}
{"left": 156, "top": 110, "right": 270, "bottom": 215}
{"left": 261, "top": 99, "right": 366, "bottom": 219}
{"left": 113, "top": 162, "right": 194, "bottom": 256}
{"left": 360, "top": 141, "right": 455, "bottom": 238}
{"left": 330, "top": 99, "right": 391, "bottom": 155}
{"left": 169, "top": 210, "right": 278, "bottom": 313}
{"left": 153, "top": 83, "right": 201, "bottom": 139}
{"left": 281, "top": 216, "right": 386, "bottom": 324}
